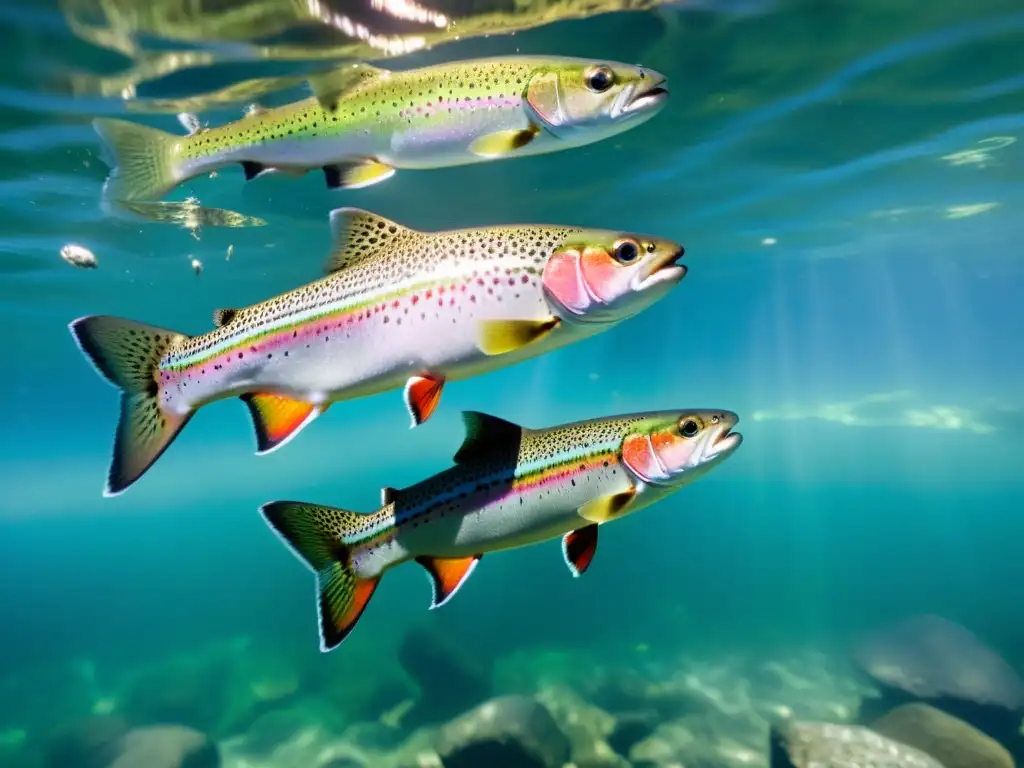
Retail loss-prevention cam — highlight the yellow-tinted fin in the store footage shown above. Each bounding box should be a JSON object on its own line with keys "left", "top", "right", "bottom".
{"left": 92, "top": 118, "right": 182, "bottom": 201}
{"left": 578, "top": 488, "right": 637, "bottom": 524}
{"left": 68, "top": 315, "right": 192, "bottom": 496}
{"left": 415, "top": 555, "right": 482, "bottom": 609}
{"left": 259, "top": 501, "right": 383, "bottom": 652}
{"left": 477, "top": 317, "right": 561, "bottom": 356}
{"left": 453, "top": 411, "right": 524, "bottom": 464}
{"left": 241, "top": 392, "right": 322, "bottom": 455}
{"left": 307, "top": 62, "right": 387, "bottom": 110}
{"left": 323, "top": 159, "right": 395, "bottom": 190}
{"left": 468, "top": 127, "right": 540, "bottom": 158}
{"left": 212, "top": 308, "right": 239, "bottom": 327}
{"left": 324, "top": 207, "right": 416, "bottom": 274}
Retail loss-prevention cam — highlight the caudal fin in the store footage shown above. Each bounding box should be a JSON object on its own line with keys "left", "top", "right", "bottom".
{"left": 259, "top": 501, "right": 382, "bottom": 652}
{"left": 93, "top": 118, "right": 182, "bottom": 201}
{"left": 69, "top": 315, "right": 192, "bottom": 496}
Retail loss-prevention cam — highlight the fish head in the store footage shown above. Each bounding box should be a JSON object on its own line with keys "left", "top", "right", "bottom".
{"left": 542, "top": 230, "right": 686, "bottom": 324}
{"left": 621, "top": 410, "right": 742, "bottom": 487}
{"left": 524, "top": 59, "right": 669, "bottom": 141}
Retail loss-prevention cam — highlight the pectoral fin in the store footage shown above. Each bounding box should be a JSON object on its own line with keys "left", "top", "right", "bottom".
{"left": 562, "top": 524, "right": 599, "bottom": 578}
{"left": 241, "top": 392, "right": 322, "bottom": 454}
{"left": 578, "top": 488, "right": 637, "bottom": 524}
{"left": 416, "top": 555, "right": 481, "bottom": 609}
{"left": 403, "top": 374, "right": 446, "bottom": 428}
{"left": 323, "top": 159, "right": 395, "bottom": 190}
{"left": 468, "top": 127, "right": 540, "bottom": 158}
{"left": 477, "top": 317, "right": 560, "bottom": 356}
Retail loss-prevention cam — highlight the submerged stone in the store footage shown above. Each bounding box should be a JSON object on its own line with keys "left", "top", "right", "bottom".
{"left": 872, "top": 703, "right": 1014, "bottom": 768}
{"left": 435, "top": 695, "right": 571, "bottom": 768}
{"left": 855, "top": 615, "right": 1024, "bottom": 709}
{"left": 769, "top": 721, "right": 945, "bottom": 768}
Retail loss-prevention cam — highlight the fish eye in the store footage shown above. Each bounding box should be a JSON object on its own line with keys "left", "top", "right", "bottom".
{"left": 680, "top": 419, "right": 700, "bottom": 438}
{"left": 585, "top": 65, "right": 615, "bottom": 93}
{"left": 613, "top": 239, "right": 639, "bottom": 264}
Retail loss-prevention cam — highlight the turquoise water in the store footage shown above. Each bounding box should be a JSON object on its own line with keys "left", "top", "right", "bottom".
{"left": 2, "top": 1, "right": 1023, "bottom": 766}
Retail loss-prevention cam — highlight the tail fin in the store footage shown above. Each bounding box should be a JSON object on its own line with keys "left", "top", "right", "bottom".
{"left": 92, "top": 118, "right": 182, "bottom": 201}
{"left": 259, "top": 501, "right": 382, "bottom": 652}
{"left": 69, "top": 315, "right": 192, "bottom": 497}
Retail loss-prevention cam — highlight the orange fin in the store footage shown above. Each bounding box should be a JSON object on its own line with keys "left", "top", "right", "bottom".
{"left": 260, "top": 501, "right": 382, "bottom": 651}
{"left": 415, "top": 555, "right": 481, "bottom": 609}
{"left": 562, "top": 524, "right": 599, "bottom": 578}
{"left": 403, "top": 374, "right": 445, "bottom": 428}
{"left": 241, "top": 392, "right": 321, "bottom": 454}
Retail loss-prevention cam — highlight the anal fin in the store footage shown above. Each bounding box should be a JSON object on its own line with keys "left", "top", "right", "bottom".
{"left": 478, "top": 317, "right": 560, "bottom": 356}
{"left": 415, "top": 555, "right": 481, "bottom": 609}
{"left": 578, "top": 487, "right": 637, "bottom": 524}
{"left": 323, "top": 159, "right": 395, "bottom": 190}
{"left": 241, "top": 161, "right": 308, "bottom": 181}
{"left": 403, "top": 374, "right": 445, "bottom": 428}
{"left": 241, "top": 392, "right": 322, "bottom": 454}
{"left": 562, "top": 524, "right": 599, "bottom": 577}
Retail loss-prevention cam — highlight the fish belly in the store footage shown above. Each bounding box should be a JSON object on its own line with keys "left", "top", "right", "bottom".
{"left": 384, "top": 106, "right": 533, "bottom": 169}
{"left": 396, "top": 466, "right": 632, "bottom": 559}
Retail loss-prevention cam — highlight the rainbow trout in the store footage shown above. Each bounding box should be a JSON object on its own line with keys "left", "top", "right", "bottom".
{"left": 261, "top": 408, "right": 743, "bottom": 651}
{"left": 92, "top": 55, "right": 669, "bottom": 201}
{"left": 69, "top": 208, "right": 686, "bottom": 496}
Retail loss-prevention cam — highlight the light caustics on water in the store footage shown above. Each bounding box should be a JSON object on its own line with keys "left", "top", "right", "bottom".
{"left": 55, "top": 0, "right": 677, "bottom": 109}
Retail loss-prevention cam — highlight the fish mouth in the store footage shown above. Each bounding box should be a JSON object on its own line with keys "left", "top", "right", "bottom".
{"left": 704, "top": 417, "right": 743, "bottom": 460}
{"left": 633, "top": 245, "right": 687, "bottom": 291}
{"left": 622, "top": 75, "right": 670, "bottom": 116}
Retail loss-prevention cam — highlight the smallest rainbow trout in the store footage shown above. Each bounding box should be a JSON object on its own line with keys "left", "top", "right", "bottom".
{"left": 261, "top": 407, "right": 743, "bottom": 651}
{"left": 91, "top": 55, "right": 668, "bottom": 201}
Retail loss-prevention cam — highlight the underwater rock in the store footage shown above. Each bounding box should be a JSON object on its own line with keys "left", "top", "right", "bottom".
{"left": 872, "top": 703, "right": 1014, "bottom": 768}
{"left": 108, "top": 725, "right": 219, "bottom": 768}
{"left": 628, "top": 719, "right": 766, "bottom": 768}
{"left": 119, "top": 639, "right": 307, "bottom": 739}
{"left": 855, "top": 615, "right": 1024, "bottom": 746}
{"left": 236, "top": 698, "right": 347, "bottom": 758}
{"left": 769, "top": 721, "right": 944, "bottom": 768}
{"left": 397, "top": 626, "right": 492, "bottom": 727}
{"left": 606, "top": 709, "right": 661, "bottom": 757}
{"left": 434, "top": 695, "right": 571, "bottom": 768}
{"left": 533, "top": 686, "right": 629, "bottom": 767}
{"left": 44, "top": 715, "right": 129, "bottom": 768}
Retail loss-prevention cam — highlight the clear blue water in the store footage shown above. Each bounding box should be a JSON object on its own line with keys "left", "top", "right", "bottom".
{"left": 1, "top": 1, "right": 1023, "bottom": 766}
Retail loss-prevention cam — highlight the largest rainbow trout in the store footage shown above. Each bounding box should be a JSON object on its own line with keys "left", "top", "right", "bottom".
{"left": 92, "top": 55, "right": 669, "bottom": 201}
{"left": 261, "top": 407, "right": 743, "bottom": 651}
{"left": 70, "top": 208, "right": 686, "bottom": 496}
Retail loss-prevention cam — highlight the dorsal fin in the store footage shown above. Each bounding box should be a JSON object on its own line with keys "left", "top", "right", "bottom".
{"left": 307, "top": 62, "right": 387, "bottom": 111}
{"left": 213, "top": 308, "right": 239, "bottom": 327}
{"left": 324, "top": 207, "right": 416, "bottom": 274}
{"left": 381, "top": 486, "right": 401, "bottom": 505}
{"left": 454, "top": 411, "right": 523, "bottom": 464}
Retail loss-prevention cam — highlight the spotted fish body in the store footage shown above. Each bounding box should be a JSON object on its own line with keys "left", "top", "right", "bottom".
{"left": 69, "top": 208, "right": 686, "bottom": 496}
{"left": 158, "top": 217, "right": 583, "bottom": 412}
{"left": 260, "top": 407, "right": 743, "bottom": 651}
{"left": 91, "top": 56, "right": 669, "bottom": 201}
